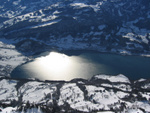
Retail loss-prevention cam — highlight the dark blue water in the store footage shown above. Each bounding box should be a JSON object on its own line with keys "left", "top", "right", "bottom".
{"left": 11, "top": 51, "right": 150, "bottom": 81}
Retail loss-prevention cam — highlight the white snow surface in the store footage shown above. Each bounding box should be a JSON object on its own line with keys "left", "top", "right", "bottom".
{"left": 134, "top": 78, "right": 146, "bottom": 83}
{"left": 116, "top": 91, "right": 129, "bottom": 99}
{"left": 70, "top": 3, "right": 89, "bottom": 8}
{"left": 58, "top": 82, "right": 133, "bottom": 112}
{"left": 58, "top": 83, "right": 107, "bottom": 112}
{"left": 18, "top": 81, "right": 56, "bottom": 104}
{"left": 70, "top": 2, "right": 103, "bottom": 12}
{"left": 0, "top": 41, "right": 28, "bottom": 76}
{"left": 0, "top": 107, "right": 43, "bottom": 113}
{"left": 93, "top": 74, "right": 130, "bottom": 83}
{"left": 30, "top": 19, "right": 61, "bottom": 28}
{"left": 0, "top": 74, "right": 150, "bottom": 112}
{"left": 124, "top": 101, "right": 150, "bottom": 113}
{"left": 0, "top": 107, "right": 17, "bottom": 113}
{"left": 85, "top": 85, "right": 121, "bottom": 110}
{"left": 123, "top": 33, "right": 149, "bottom": 44}
{"left": 126, "top": 109, "right": 144, "bottom": 113}
{"left": 0, "top": 79, "right": 18, "bottom": 104}
{"left": 97, "top": 111, "right": 115, "bottom": 113}
{"left": 58, "top": 83, "right": 84, "bottom": 106}
{"left": 0, "top": 48, "right": 26, "bottom": 66}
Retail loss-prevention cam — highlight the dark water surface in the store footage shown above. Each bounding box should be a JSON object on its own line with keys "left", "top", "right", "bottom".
{"left": 11, "top": 51, "right": 150, "bottom": 81}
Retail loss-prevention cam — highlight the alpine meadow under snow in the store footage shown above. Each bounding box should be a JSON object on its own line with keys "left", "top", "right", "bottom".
{"left": 0, "top": 74, "right": 150, "bottom": 113}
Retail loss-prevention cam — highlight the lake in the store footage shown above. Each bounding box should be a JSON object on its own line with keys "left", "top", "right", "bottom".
{"left": 11, "top": 51, "right": 150, "bottom": 81}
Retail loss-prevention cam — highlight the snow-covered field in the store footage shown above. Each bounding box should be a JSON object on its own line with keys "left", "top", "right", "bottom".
{"left": 19, "top": 81, "right": 57, "bottom": 104}
{"left": 0, "top": 40, "right": 29, "bottom": 76}
{"left": 0, "top": 74, "right": 150, "bottom": 113}
{"left": 0, "top": 107, "right": 43, "bottom": 113}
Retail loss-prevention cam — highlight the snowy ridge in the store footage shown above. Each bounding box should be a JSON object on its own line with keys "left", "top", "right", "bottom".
{"left": 92, "top": 74, "right": 130, "bottom": 83}
{"left": 0, "top": 74, "right": 150, "bottom": 113}
{"left": 18, "top": 81, "right": 57, "bottom": 104}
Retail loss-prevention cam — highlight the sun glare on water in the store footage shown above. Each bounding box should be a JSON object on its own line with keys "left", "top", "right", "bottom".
{"left": 23, "top": 51, "right": 99, "bottom": 81}
{"left": 38, "top": 52, "right": 70, "bottom": 73}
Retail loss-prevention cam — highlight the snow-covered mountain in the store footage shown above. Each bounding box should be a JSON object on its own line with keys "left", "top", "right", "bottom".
{"left": 1, "top": 0, "right": 150, "bottom": 78}
{"left": 0, "top": 0, "right": 150, "bottom": 112}
{"left": 0, "top": 74, "right": 150, "bottom": 113}
{"left": 0, "top": 0, "right": 150, "bottom": 55}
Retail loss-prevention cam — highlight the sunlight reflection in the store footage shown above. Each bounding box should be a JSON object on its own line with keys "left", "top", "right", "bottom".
{"left": 20, "top": 51, "right": 104, "bottom": 81}
{"left": 38, "top": 52, "right": 70, "bottom": 73}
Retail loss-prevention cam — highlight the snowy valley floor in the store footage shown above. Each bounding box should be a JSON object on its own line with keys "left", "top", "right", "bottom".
{"left": 0, "top": 74, "right": 150, "bottom": 113}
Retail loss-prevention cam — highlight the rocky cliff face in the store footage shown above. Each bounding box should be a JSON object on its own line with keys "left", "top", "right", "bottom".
{"left": 0, "top": 0, "right": 150, "bottom": 55}
{"left": 0, "top": 74, "right": 150, "bottom": 113}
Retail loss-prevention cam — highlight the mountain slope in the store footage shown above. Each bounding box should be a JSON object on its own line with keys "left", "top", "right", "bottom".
{"left": 0, "top": 0, "right": 150, "bottom": 55}
{"left": 0, "top": 74, "right": 150, "bottom": 113}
